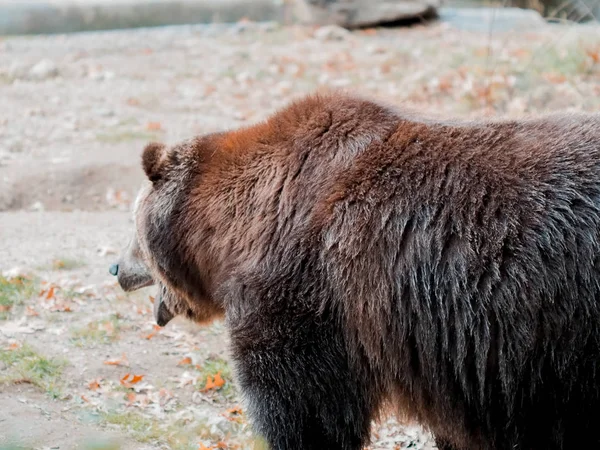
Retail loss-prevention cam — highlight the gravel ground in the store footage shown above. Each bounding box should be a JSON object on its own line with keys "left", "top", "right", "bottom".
{"left": 1, "top": 18, "right": 600, "bottom": 450}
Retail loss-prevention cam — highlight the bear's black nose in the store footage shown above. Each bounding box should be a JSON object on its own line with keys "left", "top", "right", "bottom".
{"left": 109, "top": 264, "right": 119, "bottom": 276}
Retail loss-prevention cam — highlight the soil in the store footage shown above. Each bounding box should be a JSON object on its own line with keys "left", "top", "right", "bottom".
{"left": 1, "top": 18, "right": 599, "bottom": 450}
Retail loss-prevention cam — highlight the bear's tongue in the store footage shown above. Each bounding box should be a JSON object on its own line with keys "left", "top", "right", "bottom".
{"left": 153, "top": 290, "right": 174, "bottom": 327}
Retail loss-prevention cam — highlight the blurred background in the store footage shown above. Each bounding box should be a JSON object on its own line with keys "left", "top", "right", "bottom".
{"left": 0, "top": 0, "right": 599, "bottom": 449}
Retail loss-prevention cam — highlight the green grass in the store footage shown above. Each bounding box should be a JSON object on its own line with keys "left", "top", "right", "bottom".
{"left": 71, "top": 314, "right": 122, "bottom": 347}
{"left": 101, "top": 410, "right": 164, "bottom": 443}
{"left": 0, "top": 344, "right": 66, "bottom": 398}
{"left": 195, "top": 354, "right": 236, "bottom": 400}
{"left": 0, "top": 275, "right": 38, "bottom": 320}
{"left": 96, "top": 130, "right": 162, "bottom": 144}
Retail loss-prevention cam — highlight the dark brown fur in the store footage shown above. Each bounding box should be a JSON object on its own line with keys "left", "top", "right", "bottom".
{"left": 127, "top": 91, "right": 600, "bottom": 450}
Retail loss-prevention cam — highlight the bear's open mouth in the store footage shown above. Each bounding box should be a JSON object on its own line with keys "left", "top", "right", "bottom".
{"left": 154, "top": 285, "right": 174, "bottom": 327}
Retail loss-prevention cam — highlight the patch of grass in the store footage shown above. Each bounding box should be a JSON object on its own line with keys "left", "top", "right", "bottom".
{"left": 195, "top": 354, "right": 236, "bottom": 400}
{"left": 71, "top": 314, "right": 122, "bottom": 347}
{"left": 49, "top": 257, "right": 85, "bottom": 271}
{"left": 0, "top": 343, "right": 66, "bottom": 398}
{"left": 0, "top": 275, "right": 38, "bottom": 320}
{"left": 101, "top": 410, "right": 164, "bottom": 443}
{"left": 96, "top": 130, "right": 161, "bottom": 144}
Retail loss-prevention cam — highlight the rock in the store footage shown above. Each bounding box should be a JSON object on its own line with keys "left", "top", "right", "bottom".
{"left": 28, "top": 59, "right": 59, "bottom": 80}
{"left": 2, "top": 266, "right": 30, "bottom": 280}
{"left": 97, "top": 108, "right": 115, "bottom": 117}
{"left": 437, "top": 7, "right": 548, "bottom": 32}
{"left": 293, "top": 0, "right": 439, "bottom": 29}
{"left": 7, "top": 62, "right": 28, "bottom": 80}
{"left": 29, "top": 201, "right": 45, "bottom": 212}
{"left": 314, "top": 24, "right": 350, "bottom": 41}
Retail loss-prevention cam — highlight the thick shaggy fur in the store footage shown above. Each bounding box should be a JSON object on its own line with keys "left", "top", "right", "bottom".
{"left": 130, "top": 91, "right": 600, "bottom": 450}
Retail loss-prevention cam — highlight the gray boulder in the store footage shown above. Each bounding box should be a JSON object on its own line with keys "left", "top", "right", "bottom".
{"left": 290, "top": 0, "right": 440, "bottom": 28}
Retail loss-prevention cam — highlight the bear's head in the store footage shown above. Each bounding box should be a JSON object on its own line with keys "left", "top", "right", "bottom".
{"left": 111, "top": 137, "right": 232, "bottom": 327}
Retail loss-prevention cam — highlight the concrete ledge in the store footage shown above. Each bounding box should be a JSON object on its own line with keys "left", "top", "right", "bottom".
{"left": 0, "top": 0, "right": 284, "bottom": 35}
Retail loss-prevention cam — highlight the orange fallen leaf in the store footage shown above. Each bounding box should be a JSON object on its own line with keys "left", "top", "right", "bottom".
{"left": 148, "top": 295, "right": 155, "bottom": 304}
{"left": 198, "top": 444, "right": 214, "bottom": 450}
{"left": 143, "top": 331, "right": 157, "bottom": 339}
{"left": 216, "top": 443, "right": 228, "bottom": 449}
{"left": 203, "top": 372, "right": 225, "bottom": 391}
{"left": 146, "top": 122, "right": 162, "bottom": 131}
{"left": 51, "top": 303, "right": 72, "bottom": 313}
{"left": 45, "top": 286, "right": 55, "bottom": 300}
{"left": 81, "top": 395, "right": 90, "bottom": 403}
{"left": 0, "top": 305, "right": 11, "bottom": 312}
{"left": 214, "top": 372, "right": 225, "bottom": 388}
{"left": 88, "top": 379, "right": 101, "bottom": 391}
{"left": 178, "top": 357, "right": 192, "bottom": 366}
{"left": 587, "top": 49, "right": 600, "bottom": 64}
{"left": 120, "top": 373, "right": 144, "bottom": 388}
{"left": 126, "top": 392, "right": 137, "bottom": 403}
{"left": 7, "top": 342, "right": 20, "bottom": 350}
{"left": 204, "top": 376, "right": 216, "bottom": 391}
{"left": 226, "top": 406, "right": 243, "bottom": 416}
{"left": 25, "top": 306, "right": 39, "bottom": 316}
{"left": 103, "top": 353, "right": 128, "bottom": 366}
{"left": 543, "top": 73, "right": 567, "bottom": 84}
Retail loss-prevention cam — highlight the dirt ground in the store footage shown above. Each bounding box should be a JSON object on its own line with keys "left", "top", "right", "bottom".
{"left": 1, "top": 18, "right": 600, "bottom": 450}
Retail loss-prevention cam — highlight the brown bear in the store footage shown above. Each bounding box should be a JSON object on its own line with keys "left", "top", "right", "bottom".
{"left": 112, "top": 91, "right": 600, "bottom": 450}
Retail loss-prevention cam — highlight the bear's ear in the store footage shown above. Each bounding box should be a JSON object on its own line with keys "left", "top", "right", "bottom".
{"left": 142, "top": 142, "right": 167, "bottom": 183}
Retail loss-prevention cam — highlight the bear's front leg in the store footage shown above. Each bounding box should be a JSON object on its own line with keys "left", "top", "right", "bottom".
{"left": 229, "top": 313, "right": 375, "bottom": 450}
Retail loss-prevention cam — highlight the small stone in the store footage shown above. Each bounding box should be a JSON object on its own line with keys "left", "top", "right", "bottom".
{"left": 97, "top": 246, "right": 117, "bottom": 257}
{"left": 30, "top": 201, "right": 45, "bottom": 212}
{"left": 314, "top": 25, "right": 350, "bottom": 41}
{"left": 97, "top": 108, "right": 115, "bottom": 117}
{"left": 28, "top": 59, "right": 59, "bottom": 80}
{"left": 260, "top": 21, "right": 279, "bottom": 32}
{"left": 2, "top": 266, "right": 29, "bottom": 279}
{"left": 7, "top": 62, "right": 28, "bottom": 80}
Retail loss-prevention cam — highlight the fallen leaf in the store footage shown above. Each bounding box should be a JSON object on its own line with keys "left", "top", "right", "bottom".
{"left": 120, "top": 373, "right": 144, "bottom": 388}
{"left": 543, "top": 73, "right": 566, "bottom": 84}
{"left": 0, "top": 305, "right": 11, "bottom": 312}
{"left": 88, "top": 379, "right": 101, "bottom": 391}
{"left": 45, "top": 286, "right": 55, "bottom": 300}
{"left": 104, "top": 353, "right": 128, "bottom": 366}
{"left": 214, "top": 372, "right": 225, "bottom": 388}
{"left": 203, "top": 372, "right": 225, "bottom": 391}
{"left": 25, "top": 306, "right": 39, "bottom": 316}
{"left": 143, "top": 331, "right": 157, "bottom": 339}
{"left": 126, "top": 392, "right": 137, "bottom": 403}
{"left": 130, "top": 374, "right": 144, "bottom": 384}
{"left": 81, "top": 395, "right": 90, "bottom": 403}
{"left": 198, "top": 443, "right": 214, "bottom": 450}
{"left": 146, "top": 122, "right": 162, "bottom": 131}
{"left": 7, "top": 342, "right": 20, "bottom": 350}
{"left": 178, "top": 357, "right": 192, "bottom": 366}
{"left": 586, "top": 48, "right": 600, "bottom": 64}
{"left": 227, "top": 406, "right": 242, "bottom": 416}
